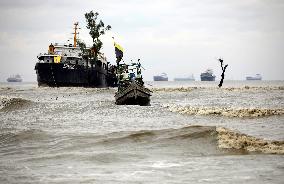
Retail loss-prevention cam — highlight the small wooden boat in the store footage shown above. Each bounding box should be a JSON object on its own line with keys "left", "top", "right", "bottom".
{"left": 114, "top": 58, "right": 151, "bottom": 106}
{"left": 115, "top": 81, "right": 152, "bottom": 106}
{"left": 113, "top": 41, "right": 151, "bottom": 105}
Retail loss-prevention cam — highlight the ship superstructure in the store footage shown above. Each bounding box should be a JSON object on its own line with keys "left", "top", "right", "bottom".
{"left": 153, "top": 73, "right": 168, "bottom": 81}
{"left": 200, "top": 69, "right": 216, "bottom": 81}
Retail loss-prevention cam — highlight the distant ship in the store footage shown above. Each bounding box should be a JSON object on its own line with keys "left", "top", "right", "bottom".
{"left": 34, "top": 22, "right": 117, "bottom": 87}
{"left": 153, "top": 73, "right": 168, "bottom": 81}
{"left": 174, "top": 74, "right": 195, "bottom": 81}
{"left": 7, "top": 74, "right": 22, "bottom": 82}
{"left": 246, "top": 74, "right": 262, "bottom": 80}
{"left": 200, "top": 69, "right": 215, "bottom": 81}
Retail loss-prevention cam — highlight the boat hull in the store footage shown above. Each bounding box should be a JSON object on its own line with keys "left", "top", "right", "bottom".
{"left": 35, "top": 63, "right": 117, "bottom": 87}
{"left": 115, "top": 82, "right": 152, "bottom": 106}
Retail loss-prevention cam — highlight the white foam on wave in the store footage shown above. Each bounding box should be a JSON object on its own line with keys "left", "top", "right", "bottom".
{"left": 151, "top": 87, "right": 196, "bottom": 92}
{"left": 163, "top": 104, "right": 284, "bottom": 118}
{"left": 150, "top": 86, "right": 284, "bottom": 93}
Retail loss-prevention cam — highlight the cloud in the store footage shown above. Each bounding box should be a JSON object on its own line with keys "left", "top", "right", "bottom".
{"left": 0, "top": 0, "right": 284, "bottom": 81}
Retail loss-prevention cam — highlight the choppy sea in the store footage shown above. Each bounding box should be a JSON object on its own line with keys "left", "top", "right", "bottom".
{"left": 0, "top": 81, "right": 283, "bottom": 184}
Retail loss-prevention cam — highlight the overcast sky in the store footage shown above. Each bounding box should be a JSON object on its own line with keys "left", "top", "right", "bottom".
{"left": 0, "top": 0, "right": 283, "bottom": 81}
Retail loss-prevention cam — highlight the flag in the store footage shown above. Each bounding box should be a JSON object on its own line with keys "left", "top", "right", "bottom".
{"left": 114, "top": 42, "right": 123, "bottom": 60}
{"left": 114, "top": 42, "right": 123, "bottom": 52}
{"left": 54, "top": 55, "right": 61, "bottom": 63}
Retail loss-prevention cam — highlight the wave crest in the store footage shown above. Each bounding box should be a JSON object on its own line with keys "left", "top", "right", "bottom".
{"left": 0, "top": 96, "right": 31, "bottom": 111}
{"left": 0, "top": 129, "right": 48, "bottom": 146}
{"left": 99, "top": 126, "right": 284, "bottom": 155}
{"left": 164, "top": 104, "right": 284, "bottom": 118}
{"left": 1, "top": 126, "right": 282, "bottom": 155}
{"left": 151, "top": 87, "right": 196, "bottom": 92}
{"left": 217, "top": 127, "right": 284, "bottom": 154}
{"left": 150, "top": 86, "right": 284, "bottom": 93}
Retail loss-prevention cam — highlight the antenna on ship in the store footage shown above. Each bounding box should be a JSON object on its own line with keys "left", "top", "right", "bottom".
{"left": 72, "top": 22, "right": 80, "bottom": 47}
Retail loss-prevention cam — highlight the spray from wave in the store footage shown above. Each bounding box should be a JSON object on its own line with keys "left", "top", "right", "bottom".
{"left": 163, "top": 104, "right": 284, "bottom": 118}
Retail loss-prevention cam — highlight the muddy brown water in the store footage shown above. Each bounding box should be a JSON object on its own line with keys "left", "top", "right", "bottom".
{"left": 0, "top": 81, "right": 283, "bottom": 183}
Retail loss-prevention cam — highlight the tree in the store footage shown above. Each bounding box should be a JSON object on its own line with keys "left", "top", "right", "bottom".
{"left": 218, "top": 58, "right": 228, "bottom": 88}
{"left": 76, "top": 39, "right": 90, "bottom": 68}
{"left": 76, "top": 39, "right": 87, "bottom": 57}
{"left": 84, "top": 11, "right": 111, "bottom": 61}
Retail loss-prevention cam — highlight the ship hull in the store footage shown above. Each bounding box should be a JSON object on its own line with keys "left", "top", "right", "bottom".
{"left": 200, "top": 76, "right": 215, "bottom": 81}
{"left": 246, "top": 77, "right": 262, "bottom": 81}
{"left": 7, "top": 79, "right": 22, "bottom": 82}
{"left": 153, "top": 76, "right": 168, "bottom": 81}
{"left": 35, "top": 63, "right": 117, "bottom": 87}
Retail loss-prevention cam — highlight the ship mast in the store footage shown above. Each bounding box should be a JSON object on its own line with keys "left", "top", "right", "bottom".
{"left": 73, "top": 22, "right": 79, "bottom": 47}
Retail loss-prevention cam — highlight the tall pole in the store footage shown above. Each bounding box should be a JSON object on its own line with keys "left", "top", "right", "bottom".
{"left": 74, "top": 22, "right": 79, "bottom": 47}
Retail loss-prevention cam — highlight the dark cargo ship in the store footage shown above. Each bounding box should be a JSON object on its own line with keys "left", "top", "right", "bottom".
{"left": 7, "top": 74, "right": 23, "bottom": 82}
{"left": 200, "top": 69, "right": 216, "bottom": 81}
{"left": 35, "top": 23, "right": 117, "bottom": 87}
{"left": 153, "top": 73, "right": 168, "bottom": 81}
{"left": 246, "top": 74, "right": 262, "bottom": 81}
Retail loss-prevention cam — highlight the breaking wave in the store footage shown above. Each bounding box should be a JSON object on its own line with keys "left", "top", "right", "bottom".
{"left": 0, "top": 96, "right": 32, "bottom": 111}
{"left": 103, "top": 126, "right": 284, "bottom": 154}
{"left": 217, "top": 127, "right": 284, "bottom": 154}
{"left": 81, "top": 126, "right": 284, "bottom": 155}
{"left": 163, "top": 104, "right": 284, "bottom": 118}
{"left": 151, "top": 87, "right": 196, "bottom": 92}
{"left": 222, "top": 86, "right": 284, "bottom": 91}
{"left": 1, "top": 126, "right": 283, "bottom": 156}
{"left": 150, "top": 86, "right": 284, "bottom": 92}
{"left": 45, "top": 87, "right": 117, "bottom": 93}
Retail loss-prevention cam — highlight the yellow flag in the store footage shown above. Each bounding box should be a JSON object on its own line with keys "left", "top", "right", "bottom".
{"left": 114, "top": 42, "right": 124, "bottom": 52}
{"left": 54, "top": 55, "right": 61, "bottom": 63}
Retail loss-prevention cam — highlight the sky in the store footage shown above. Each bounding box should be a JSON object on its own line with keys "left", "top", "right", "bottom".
{"left": 0, "top": 0, "right": 283, "bottom": 81}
